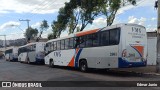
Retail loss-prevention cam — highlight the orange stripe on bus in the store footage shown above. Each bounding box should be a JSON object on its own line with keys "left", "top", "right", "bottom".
{"left": 67, "top": 48, "right": 80, "bottom": 67}
{"left": 133, "top": 46, "right": 144, "bottom": 57}
{"left": 68, "top": 56, "right": 74, "bottom": 67}
{"left": 76, "top": 29, "right": 99, "bottom": 37}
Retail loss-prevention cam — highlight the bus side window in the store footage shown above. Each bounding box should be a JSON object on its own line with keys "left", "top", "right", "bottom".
{"left": 33, "top": 45, "right": 36, "bottom": 51}
{"left": 61, "top": 40, "right": 65, "bottom": 50}
{"left": 22, "top": 47, "right": 24, "bottom": 53}
{"left": 47, "top": 43, "right": 50, "bottom": 52}
{"left": 30, "top": 45, "right": 33, "bottom": 51}
{"left": 74, "top": 37, "right": 80, "bottom": 48}
{"left": 26, "top": 46, "right": 29, "bottom": 52}
{"left": 100, "top": 31, "right": 109, "bottom": 46}
{"left": 65, "top": 39, "right": 69, "bottom": 49}
{"left": 23, "top": 47, "right": 27, "bottom": 52}
{"left": 109, "top": 29, "right": 120, "bottom": 45}
{"left": 57, "top": 41, "right": 61, "bottom": 50}
{"left": 80, "top": 36, "right": 86, "bottom": 48}
{"left": 69, "top": 38, "right": 74, "bottom": 49}
{"left": 46, "top": 43, "right": 48, "bottom": 47}
{"left": 54, "top": 42, "right": 57, "bottom": 50}
{"left": 45, "top": 43, "right": 49, "bottom": 53}
{"left": 51, "top": 42, "right": 54, "bottom": 51}
{"left": 45, "top": 43, "right": 48, "bottom": 51}
{"left": 92, "top": 33, "right": 99, "bottom": 47}
{"left": 75, "top": 37, "right": 80, "bottom": 48}
{"left": 32, "top": 45, "right": 35, "bottom": 51}
{"left": 86, "top": 34, "right": 93, "bottom": 47}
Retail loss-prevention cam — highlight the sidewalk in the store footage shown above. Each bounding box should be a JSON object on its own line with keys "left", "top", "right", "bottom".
{"left": 111, "top": 65, "right": 160, "bottom": 76}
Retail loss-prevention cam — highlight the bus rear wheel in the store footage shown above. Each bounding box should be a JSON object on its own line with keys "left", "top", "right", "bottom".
{"left": 49, "top": 59, "right": 54, "bottom": 68}
{"left": 79, "top": 60, "right": 88, "bottom": 72}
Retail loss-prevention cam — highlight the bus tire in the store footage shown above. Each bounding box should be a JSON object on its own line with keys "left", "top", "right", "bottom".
{"left": 79, "top": 60, "right": 88, "bottom": 72}
{"left": 49, "top": 59, "right": 54, "bottom": 68}
{"left": 27, "top": 58, "right": 30, "bottom": 64}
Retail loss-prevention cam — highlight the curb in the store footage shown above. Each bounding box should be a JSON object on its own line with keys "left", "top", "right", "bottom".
{"left": 143, "top": 73, "right": 160, "bottom": 76}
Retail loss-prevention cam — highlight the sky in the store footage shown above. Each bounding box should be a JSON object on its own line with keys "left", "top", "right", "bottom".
{"left": 0, "top": 0, "right": 157, "bottom": 40}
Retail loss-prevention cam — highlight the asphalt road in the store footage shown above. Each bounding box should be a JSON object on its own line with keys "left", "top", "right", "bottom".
{"left": 0, "top": 59, "right": 160, "bottom": 90}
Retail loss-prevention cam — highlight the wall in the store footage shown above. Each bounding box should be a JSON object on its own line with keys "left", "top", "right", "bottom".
{"left": 147, "top": 32, "right": 157, "bottom": 65}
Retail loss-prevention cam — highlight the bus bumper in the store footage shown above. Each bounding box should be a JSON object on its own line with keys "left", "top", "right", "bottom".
{"left": 10, "top": 58, "right": 18, "bottom": 62}
{"left": 118, "top": 58, "right": 147, "bottom": 68}
{"left": 35, "top": 58, "right": 45, "bottom": 64}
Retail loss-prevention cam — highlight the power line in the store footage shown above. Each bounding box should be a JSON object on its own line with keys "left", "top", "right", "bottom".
{"left": 19, "top": 19, "right": 30, "bottom": 29}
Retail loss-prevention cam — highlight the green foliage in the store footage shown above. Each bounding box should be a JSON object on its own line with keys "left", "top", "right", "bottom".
{"left": 50, "top": 21, "right": 61, "bottom": 39}
{"left": 49, "top": 0, "right": 137, "bottom": 39}
{"left": 37, "top": 20, "right": 49, "bottom": 42}
{"left": 24, "top": 27, "right": 38, "bottom": 40}
{"left": 127, "top": 0, "right": 136, "bottom": 5}
{"left": 40, "top": 20, "right": 49, "bottom": 32}
{"left": 47, "top": 33, "right": 55, "bottom": 40}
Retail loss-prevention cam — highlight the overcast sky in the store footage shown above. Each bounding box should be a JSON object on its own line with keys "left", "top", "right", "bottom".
{"left": 0, "top": 0, "right": 157, "bottom": 40}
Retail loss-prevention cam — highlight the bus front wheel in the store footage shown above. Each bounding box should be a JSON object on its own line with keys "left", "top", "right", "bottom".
{"left": 79, "top": 60, "right": 88, "bottom": 72}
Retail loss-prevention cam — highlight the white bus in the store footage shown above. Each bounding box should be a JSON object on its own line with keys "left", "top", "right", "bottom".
{"left": 18, "top": 42, "right": 45, "bottom": 64}
{"left": 45, "top": 24, "right": 147, "bottom": 72}
{"left": 5, "top": 47, "right": 18, "bottom": 62}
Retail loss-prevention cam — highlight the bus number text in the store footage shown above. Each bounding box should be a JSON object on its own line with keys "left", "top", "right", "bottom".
{"left": 110, "top": 52, "right": 117, "bottom": 56}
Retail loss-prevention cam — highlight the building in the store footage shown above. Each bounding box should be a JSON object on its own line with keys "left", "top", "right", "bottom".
{"left": 147, "top": 32, "right": 157, "bottom": 65}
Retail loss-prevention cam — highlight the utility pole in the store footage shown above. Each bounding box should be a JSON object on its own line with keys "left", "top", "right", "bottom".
{"left": 156, "top": 0, "right": 160, "bottom": 73}
{"left": 19, "top": 19, "right": 30, "bottom": 29}
{"left": 0, "top": 35, "right": 6, "bottom": 51}
{"left": 19, "top": 19, "right": 30, "bottom": 43}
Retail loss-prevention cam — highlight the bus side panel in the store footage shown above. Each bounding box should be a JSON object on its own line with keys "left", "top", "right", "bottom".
{"left": 28, "top": 51, "right": 36, "bottom": 62}
{"left": 45, "top": 49, "right": 75, "bottom": 66}
{"left": 18, "top": 53, "right": 27, "bottom": 62}
{"left": 45, "top": 55, "right": 49, "bottom": 65}
{"left": 5, "top": 54, "right": 10, "bottom": 61}
{"left": 9, "top": 53, "right": 13, "bottom": 61}
{"left": 36, "top": 43, "right": 45, "bottom": 53}
{"left": 79, "top": 46, "right": 119, "bottom": 69}
{"left": 35, "top": 43, "right": 45, "bottom": 63}
{"left": 13, "top": 48, "right": 18, "bottom": 60}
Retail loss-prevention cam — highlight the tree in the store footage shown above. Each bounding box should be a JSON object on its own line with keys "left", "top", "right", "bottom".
{"left": 24, "top": 27, "right": 38, "bottom": 42}
{"left": 67, "top": 0, "right": 102, "bottom": 34}
{"left": 67, "top": 0, "right": 136, "bottom": 32}
{"left": 36, "top": 20, "right": 49, "bottom": 42}
{"left": 48, "top": 0, "right": 137, "bottom": 38}
{"left": 50, "top": 21, "right": 62, "bottom": 39}
{"left": 61, "top": 0, "right": 136, "bottom": 34}
{"left": 47, "top": 33, "right": 55, "bottom": 40}
{"left": 105, "top": 0, "right": 136, "bottom": 26}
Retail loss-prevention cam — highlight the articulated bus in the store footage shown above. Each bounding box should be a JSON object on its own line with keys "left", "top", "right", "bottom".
{"left": 44, "top": 24, "right": 147, "bottom": 72}
{"left": 5, "top": 47, "right": 18, "bottom": 61}
{"left": 18, "top": 42, "right": 45, "bottom": 64}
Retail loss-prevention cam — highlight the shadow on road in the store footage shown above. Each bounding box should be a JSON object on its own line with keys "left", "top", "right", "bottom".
{"left": 47, "top": 66, "right": 146, "bottom": 77}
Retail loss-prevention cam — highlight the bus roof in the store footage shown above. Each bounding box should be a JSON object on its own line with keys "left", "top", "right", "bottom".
{"left": 46, "top": 23, "right": 146, "bottom": 43}
{"left": 76, "top": 29, "right": 99, "bottom": 37}
{"left": 46, "top": 29, "right": 99, "bottom": 43}
{"left": 18, "top": 42, "right": 45, "bottom": 48}
{"left": 46, "top": 34, "right": 75, "bottom": 43}
{"left": 101, "top": 23, "right": 145, "bottom": 31}
{"left": 5, "top": 46, "right": 19, "bottom": 51}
